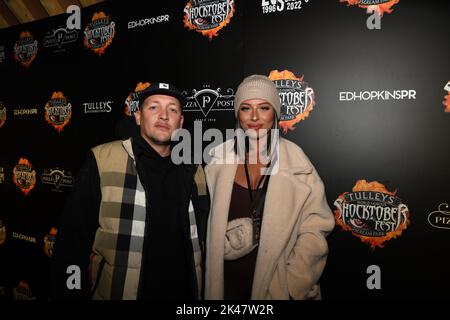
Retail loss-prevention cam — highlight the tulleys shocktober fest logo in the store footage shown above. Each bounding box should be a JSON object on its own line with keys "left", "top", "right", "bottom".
{"left": 44, "top": 228, "right": 57, "bottom": 257}
{"left": 45, "top": 92, "right": 72, "bottom": 132}
{"left": 124, "top": 82, "right": 151, "bottom": 117}
{"left": 0, "top": 101, "right": 6, "bottom": 128}
{"left": 183, "top": 0, "right": 235, "bottom": 40}
{"left": 340, "top": 0, "right": 400, "bottom": 17}
{"left": 334, "top": 180, "right": 410, "bottom": 250}
{"left": 443, "top": 81, "right": 450, "bottom": 113}
{"left": 13, "top": 31, "right": 38, "bottom": 68}
{"left": 84, "top": 12, "right": 116, "bottom": 56}
{"left": 268, "top": 70, "right": 315, "bottom": 134}
{"left": 13, "top": 158, "right": 36, "bottom": 196}
{"left": 13, "top": 281, "right": 35, "bottom": 300}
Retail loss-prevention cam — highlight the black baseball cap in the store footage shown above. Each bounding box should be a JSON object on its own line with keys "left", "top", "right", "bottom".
{"left": 138, "top": 82, "right": 186, "bottom": 108}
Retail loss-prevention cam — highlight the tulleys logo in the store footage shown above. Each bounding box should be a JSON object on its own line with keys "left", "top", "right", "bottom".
{"left": 340, "top": 0, "right": 400, "bottom": 17}
{"left": 183, "top": 0, "right": 235, "bottom": 40}
{"left": 183, "top": 86, "right": 234, "bottom": 117}
{"left": 124, "top": 82, "right": 151, "bottom": 117}
{"left": 13, "top": 158, "right": 36, "bottom": 196}
{"left": 44, "top": 228, "right": 57, "bottom": 257}
{"left": 443, "top": 81, "right": 450, "bottom": 113}
{"left": 0, "top": 220, "right": 5, "bottom": 246}
{"left": 83, "top": 101, "right": 113, "bottom": 114}
{"left": 83, "top": 12, "right": 116, "bottom": 56}
{"left": 269, "top": 70, "right": 315, "bottom": 133}
{"left": 334, "top": 180, "right": 410, "bottom": 250}
{"left": 428, "top": 203, "right": 450, "bottom": 230}
{"left": 13, "top": 31, "right": 38, "bottom": 68}
{"left": 45, "top": 92, "right": 72, "bottom": 132}
{"left": 41, "top": 168, "right": 74, "bottom": 191}
{"left": 0, "top": 102, "right": 6, "bottom": 128}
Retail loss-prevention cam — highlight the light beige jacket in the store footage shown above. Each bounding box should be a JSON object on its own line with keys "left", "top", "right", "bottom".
{"left": 204, "top": 138, "right": 335, "bottom": 300}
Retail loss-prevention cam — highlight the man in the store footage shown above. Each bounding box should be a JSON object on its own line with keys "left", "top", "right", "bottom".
{"left": 52, "top": 82, "right": 209, "bottom": 300}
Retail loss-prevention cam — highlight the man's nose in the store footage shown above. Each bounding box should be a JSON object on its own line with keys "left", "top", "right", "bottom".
{"left": 159, "top": 107, "right": 168, "bottom": 120}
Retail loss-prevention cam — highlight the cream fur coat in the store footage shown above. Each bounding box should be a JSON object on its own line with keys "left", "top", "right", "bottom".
{"left": 204, "top": 138, "right": 335, "bottom": 300}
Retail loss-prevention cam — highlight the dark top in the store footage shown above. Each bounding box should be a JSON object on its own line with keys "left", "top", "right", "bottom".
{"left": 132, "top": 135, "right": 195, "bottom": 300}
{"left": 224, "top": 183, "right": 260, "bottom": 300}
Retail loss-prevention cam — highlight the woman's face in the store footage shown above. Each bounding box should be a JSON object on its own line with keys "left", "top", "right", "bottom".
{"left": 238, "top": 99, "right": 275, "bottom": 139}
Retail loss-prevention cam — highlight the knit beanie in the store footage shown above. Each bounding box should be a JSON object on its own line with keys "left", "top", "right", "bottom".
{"left": 234, "top": 75, "right": 281, "bottom": 119}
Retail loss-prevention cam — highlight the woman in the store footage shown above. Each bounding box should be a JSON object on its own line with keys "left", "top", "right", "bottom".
{"left": 204, "top": 75, "right": 335, "bottom": 300}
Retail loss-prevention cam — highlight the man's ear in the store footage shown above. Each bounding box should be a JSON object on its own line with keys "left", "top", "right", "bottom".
{"left": 179, "top": 115, "right": 184, "bottom": 129}
{"left": 134, "top": 110, "right": 141, "bottom": 126}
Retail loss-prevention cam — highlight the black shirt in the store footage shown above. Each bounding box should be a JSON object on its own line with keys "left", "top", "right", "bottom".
{"left": 132, "top": 135, "right": 196, "bottom": 300}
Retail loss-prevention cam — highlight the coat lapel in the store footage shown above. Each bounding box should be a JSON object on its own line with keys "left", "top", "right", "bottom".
{"left": 251, "top": 166, "right": 313, "bottom": 299}
{"left": 204, "top": 147, "right": 238, "bottom": 298}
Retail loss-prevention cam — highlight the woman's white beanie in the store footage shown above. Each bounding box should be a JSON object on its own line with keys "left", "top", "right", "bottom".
{"left": 234, "top": 75, "right": 281, "bottom": 119}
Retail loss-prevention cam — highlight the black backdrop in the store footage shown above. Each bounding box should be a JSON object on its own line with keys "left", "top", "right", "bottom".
{"left": 0, "top": 0, "right": 449, "bottom": 300}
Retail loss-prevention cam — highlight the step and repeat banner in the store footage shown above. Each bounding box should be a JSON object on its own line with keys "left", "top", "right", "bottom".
{"left": 0, "top": 0, "right": 449, "bottom": 300}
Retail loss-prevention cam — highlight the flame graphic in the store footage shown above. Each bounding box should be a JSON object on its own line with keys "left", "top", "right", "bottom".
{"left": 334, "top": 180, "right": 409, "bottom": 250}
{"left": 18, "top": 158, "right": 31, "bottom": 166}
{"left": 183, "top": 1, "right": 235, "bottom": 40}
{"left": 20, "top": 31, "right": 32, "bottom": 37}
{"left": 92, "top": 11, "right": 107, "bottom": 20}
{"left": 135, "top": 82, "right": 151, "bottom": 92}
{"left": 13, "top": 158, "right": 36, "bottom": 196}
{"left": 44, "top": 91, "right": 72, "bottom": 132}
{"left": 124, "top": 82, "right": 151, "bottom": 116}
{"left": 352, "top": 179, "right": 396, "bottom": 195}
{"left": 17, "top": 281, "right": 31, "bottom": 291}
{"left": 83, "top": 12, "right": 115, "bottom": 56}
{"left": 269, "top": 70, "right": 315, "bottom": 133}
{"left": 340, "top": 0, "right": 400, "bottom": 17}
{"left": 50, "top": 227, "right": 57, "bottom": 236}
{"left": 15, "top": 31, "right": 37, "bottom": 68}
{"left": 443, "top": 92, "right": 450, "bottom": 113}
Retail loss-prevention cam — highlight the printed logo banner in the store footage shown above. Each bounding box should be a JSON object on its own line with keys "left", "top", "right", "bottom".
{"left": 334, "top": 180, "right": 410, "bottom": 250}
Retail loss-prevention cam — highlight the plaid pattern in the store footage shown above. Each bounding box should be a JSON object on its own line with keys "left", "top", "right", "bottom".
{"left": 90, "top": 138, "right": 203, "bottom": 299}
{"left": 189, "top": 201, "right": 202, "bottom": 295}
